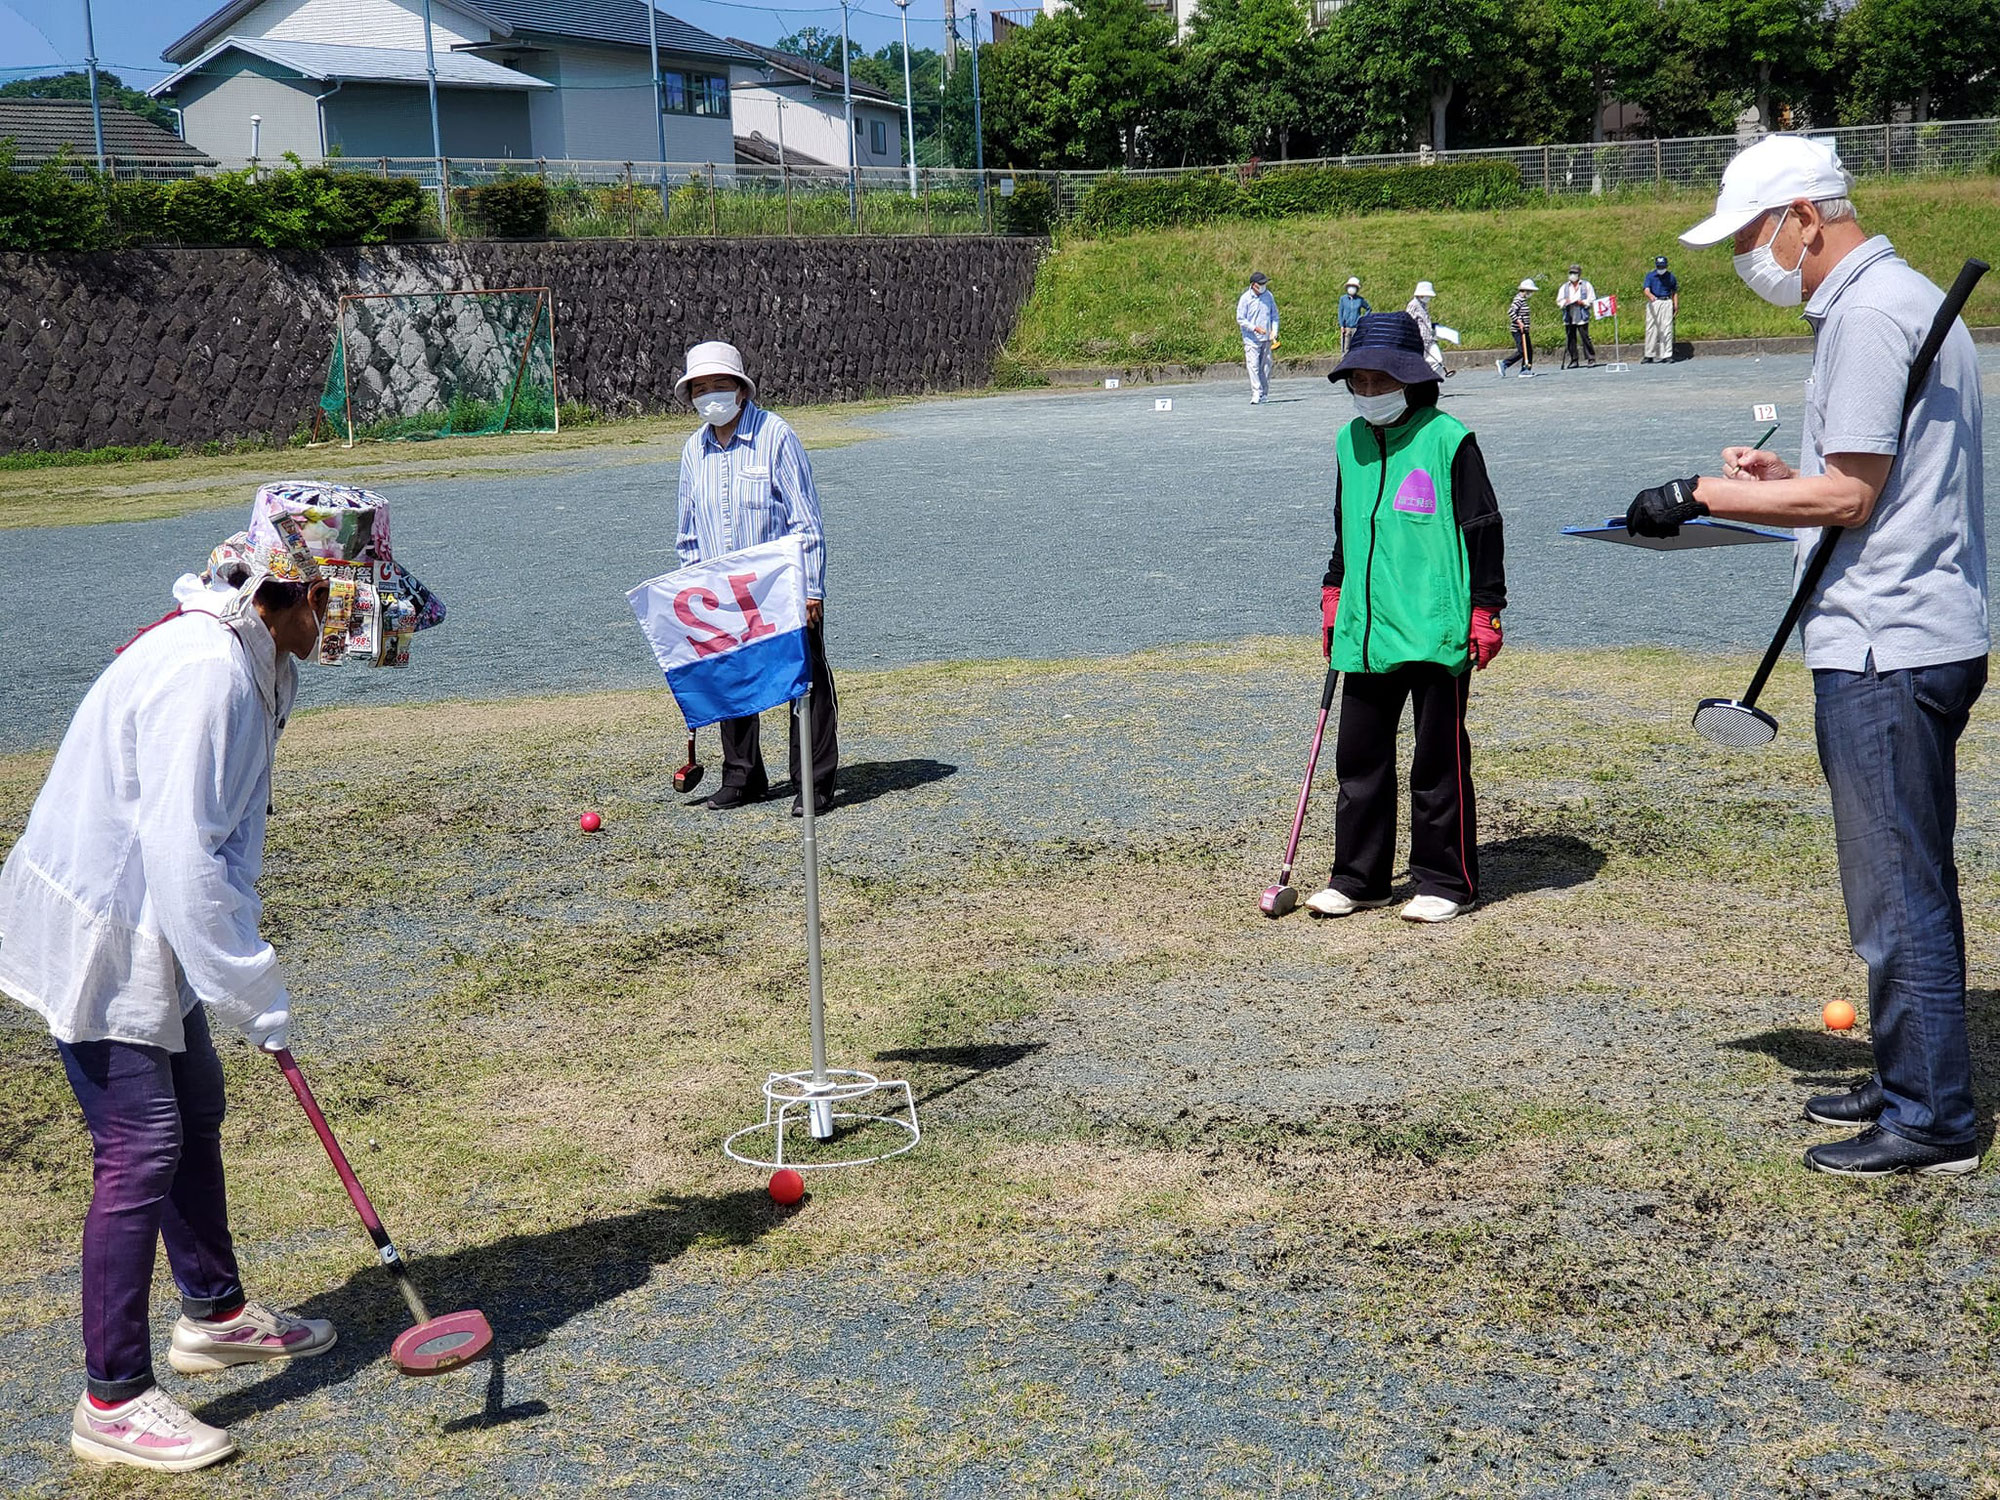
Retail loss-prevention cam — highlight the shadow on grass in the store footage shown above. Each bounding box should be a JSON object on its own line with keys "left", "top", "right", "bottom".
{"left": 831, "top": 758, "right": 958, "bottom": 810}
{"left": 192, "top": 1188, "right": 777, "bottom": 1431}
{"left": 873, "top": 1041, "right": 1045, "bottom": 1109}
{"left": 1722, "top": 1027, "right": 1875, "bottom": 1087}
{"left": 1478, "top": 833, "right": 1607, "bottom": 904}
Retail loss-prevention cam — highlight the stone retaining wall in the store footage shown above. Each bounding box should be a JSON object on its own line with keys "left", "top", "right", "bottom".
{"left": 0, "top": 237, "right": 1046, "bottom": 454}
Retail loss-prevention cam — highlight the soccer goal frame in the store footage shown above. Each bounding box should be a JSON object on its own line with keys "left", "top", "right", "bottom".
{"left": 312, "top": 286, "right": 560, "bottom": 448}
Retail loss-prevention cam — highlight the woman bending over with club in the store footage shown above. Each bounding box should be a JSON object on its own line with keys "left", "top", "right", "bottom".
{"left": 1305, "top": 311, "right": 1509, "bottom": 925}
{"left": 0, "top": 529, "right": 341, "bottom": 1472}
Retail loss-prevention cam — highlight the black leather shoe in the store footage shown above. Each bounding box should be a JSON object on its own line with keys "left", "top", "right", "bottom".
{"left": 1803, "top": 1125, "right": 1979, "bottom": 1178}
{"left": 789, "top": 784, "right": 835, "bottom": 818}
{"left": 1805, "top": 1076, "right": 1885, "bottom": 1128}
{"left": 705, "top": 782, "right": 766, "bottom": 810}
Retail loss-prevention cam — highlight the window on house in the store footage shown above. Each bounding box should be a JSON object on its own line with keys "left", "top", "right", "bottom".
{"left": 870, "top": 118, "right": 886, "bottom": 155}
{"left": 660, "top": 70, "right": 729, "bottom": 116}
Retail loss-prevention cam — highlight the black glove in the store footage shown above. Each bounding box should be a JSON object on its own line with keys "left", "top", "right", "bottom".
{"left": 1626, "top": 476, "right": 1707, "bottom": 537}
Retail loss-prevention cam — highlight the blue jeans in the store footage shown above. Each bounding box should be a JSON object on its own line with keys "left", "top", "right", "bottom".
{"left": 1814, "top": 654, "right": 1988, "bottom": 1148}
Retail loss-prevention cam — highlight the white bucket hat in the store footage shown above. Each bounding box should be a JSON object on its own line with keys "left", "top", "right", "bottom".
{"left": 1681, "top": 135, "right": 1854, "bottom": 247}
{"left": 675, "top": 340, "right": 757, "bottom": 405}
{"left": 1413, "top": 279, "right": 1436, "bottom": 298}
{"left": 1517, "top": 278, "right": 1539, "bottom": 292}
{"left": 1345, "top": 276, "right": 1360, "bottom": 288}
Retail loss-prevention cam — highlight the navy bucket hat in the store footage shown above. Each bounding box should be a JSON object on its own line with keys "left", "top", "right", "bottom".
{"left": 1328, "top": 311, "right": 1436, "bottom": 386}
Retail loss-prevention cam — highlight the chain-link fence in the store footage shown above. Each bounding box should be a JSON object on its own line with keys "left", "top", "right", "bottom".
{"left": 17, "top": 116, "right": 2000, "bottom": 240}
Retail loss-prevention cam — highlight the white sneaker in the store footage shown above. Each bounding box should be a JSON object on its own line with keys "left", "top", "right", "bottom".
{"left": 1303, "top": 887, "right": 1392, "bottom": 918}
{"left": 1493, "top": 359, "right": 1505, "bottom": 376}
{"left": 168, "top": 1302, "right": 337, "bottom": 1373}
{"left": 1401, "top": 894, "right": 1467, "bottom": 923}
{"left": 71, "top": 1388, "right": 235, "bottom": 1472}
{"left": 1518, "top": 369, "right": 1537, "bottom": 379}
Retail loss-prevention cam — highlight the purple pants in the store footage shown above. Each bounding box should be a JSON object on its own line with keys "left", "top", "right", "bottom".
{"left": 57, "top": 1004, "right": 243, "bottom": 1401}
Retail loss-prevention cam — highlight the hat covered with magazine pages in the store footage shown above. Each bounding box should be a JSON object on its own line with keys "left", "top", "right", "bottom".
{"left": 214, "top": 480, "right": 445, "bottom": 668}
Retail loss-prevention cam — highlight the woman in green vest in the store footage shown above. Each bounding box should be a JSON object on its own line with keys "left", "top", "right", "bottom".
{"left": 1304, "top": 312, "right": 1509, "bottom": 925}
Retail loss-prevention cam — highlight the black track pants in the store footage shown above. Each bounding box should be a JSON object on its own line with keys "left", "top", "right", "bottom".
{"left": 718, "top": 620, "right": 839, "bottom": 794}
{"left": 1329, "top": 663, "right": 1477, "bottom": 904}
{"left": 1564, "top": 320, "right": 1596, "bottom": 365}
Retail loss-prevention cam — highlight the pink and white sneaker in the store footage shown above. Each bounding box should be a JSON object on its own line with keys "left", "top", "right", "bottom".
{"left": 168, "top": 1302, "right": 337, "bottom": 1374}
{"left": 71, "top": 1388, "right": 235, "bottom": 1471}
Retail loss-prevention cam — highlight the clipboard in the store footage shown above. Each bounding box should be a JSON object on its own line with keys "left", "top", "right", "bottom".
{"left": 1563, "top": 518, "right": 1793, "bottom": 551}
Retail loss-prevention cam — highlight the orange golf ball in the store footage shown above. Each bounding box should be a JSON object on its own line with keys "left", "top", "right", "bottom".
{"left": 1823, "top": 1000, "right": 1857, "bottom": 1031}
{"left": 768, "top": 1168, "right": 805, "bottom": 1206}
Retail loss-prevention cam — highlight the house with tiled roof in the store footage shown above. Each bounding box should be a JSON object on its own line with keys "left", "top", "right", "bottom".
{"left": 150, "top": 0, "right": 757, "bottom": 164}
{"left": 0, "top": 98, "right": 215, "bottom": 173}
{"left": 727, "top": 39, "right": 902, "bottom": 173}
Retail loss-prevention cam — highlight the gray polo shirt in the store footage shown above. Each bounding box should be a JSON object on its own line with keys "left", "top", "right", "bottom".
{"left": 1795, "top": 235, "right": 1987, "bottom": 672}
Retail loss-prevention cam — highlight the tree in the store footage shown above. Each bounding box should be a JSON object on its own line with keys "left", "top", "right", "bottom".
{"left": 1544, "top": 0, "right": 1659, "bottom": 141}
{"left": 976, "top": 13, "right": 1112, "bottom": 167}
{"left": 1835, "top": 0, "right": 2000, "bottom": 123}
{"left": 0, "top": 70, "right": 180, "bottom": 134}
{"left": 1674, "top": 0, "right": 1826, "bottom": 131}
{"left": 1071, "top": 0, "right": 1178, "bottom": 167}
{"left": 1178, "top": 0, "right": 1330, "bottom": 160}
{"left": 1324, "top": 0, "right": 1511, "bottom": 150}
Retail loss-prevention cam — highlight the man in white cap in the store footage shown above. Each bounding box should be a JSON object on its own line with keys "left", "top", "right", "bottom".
{"left": 1625, "top": 135, "right": 1988, "bottom": 1179}
{"left": 1236, "top": 271, "right": 1279, "bottom": 404}
{"left": 1405, "top": 280, "right": 1449, "bottom": 378}
{"left": 675, "top": 339, "right": 837, "bottom": 814}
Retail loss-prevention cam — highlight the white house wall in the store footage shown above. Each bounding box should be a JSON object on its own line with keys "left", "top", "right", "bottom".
{"left": 174, "top": 54, "right": 328, "bottom": 159}
{"left": 731, "top": 78, "right": 900, "bottom": 168}
{"left": 231, "top": 0, "right": 489, "bottom": 53}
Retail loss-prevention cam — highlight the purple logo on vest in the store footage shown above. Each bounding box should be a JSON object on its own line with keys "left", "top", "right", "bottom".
{"left": 1393, "top": 468, "right": 1438, "bottom": 515}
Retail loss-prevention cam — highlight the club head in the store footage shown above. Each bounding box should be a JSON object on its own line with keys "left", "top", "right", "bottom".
{"left": 390, "top": 1309, "right": 494, "bottom": 1376}
{"left": 1259, "top": 884, "right": 1298, "bottom": 918}
{"left": 673, "top": 762, "right": 704, "bottom": 793}
{"left": 1692, "top": 697, "right": 1779, "bottom": 748}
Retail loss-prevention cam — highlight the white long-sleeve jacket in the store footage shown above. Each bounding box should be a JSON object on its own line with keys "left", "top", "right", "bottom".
{"left": 0, "top": 575, "right": 296, "bottom": 1050}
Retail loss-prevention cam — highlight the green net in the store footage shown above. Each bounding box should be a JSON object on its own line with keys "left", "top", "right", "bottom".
{"left": 317, "top": 289, "right": 558, "bottom": 444}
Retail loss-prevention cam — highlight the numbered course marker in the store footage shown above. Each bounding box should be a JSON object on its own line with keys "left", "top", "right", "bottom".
{"left": 1155, "top": 398, "right": 1172, "bottom": 412}
{"left": 1104, "top": 378, "right": 1120, "bottom": 390}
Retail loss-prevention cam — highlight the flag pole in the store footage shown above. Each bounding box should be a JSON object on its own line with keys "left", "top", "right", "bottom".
{"left": 796, "top": 683, "right": 832, "bottom": 1138}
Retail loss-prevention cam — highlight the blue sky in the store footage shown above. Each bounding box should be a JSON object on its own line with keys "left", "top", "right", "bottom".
{"left": 0, "top": 0, "right": 971, "bottom": 91}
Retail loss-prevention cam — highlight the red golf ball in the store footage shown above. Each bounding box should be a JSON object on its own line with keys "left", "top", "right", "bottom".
{"left": 768, "top": 1168, "right": 805, "bottom": 1206}
{"left": 579, "top": 811, "right": 602, "bottom": 833}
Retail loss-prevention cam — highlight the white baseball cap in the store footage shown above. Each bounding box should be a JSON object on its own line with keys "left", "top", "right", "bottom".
{"left": 675, "top": 340, "right": 757, "bottom": 404}
{"left": 1413, "top": 279, "right": 1436, "bottom": 298}
{"left": 1680, "top": 135, "right": 1854, "bottom": 247}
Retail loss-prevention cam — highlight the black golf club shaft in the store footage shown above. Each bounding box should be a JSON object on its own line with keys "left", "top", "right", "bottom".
{"left": 1732, "top": 257, "right": 1988, "bottom": 714}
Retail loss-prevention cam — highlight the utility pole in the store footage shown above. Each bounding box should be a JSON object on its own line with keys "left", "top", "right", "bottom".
{"left": 79, "top": 0, "right": 106, "bottom": 172}
{"left": 420, "top": 0, "right": 446, "bottom": 223}
{"left": 943, "top": 0, "right": 958, "bottom": 75}
{"left": 967, "top": 6, "right": 985, "bottom": 225}
{"left": 895, "top": 0, "right": 917, "bottom": 194}
{"left": 646, "top": 0, "right": 669, "bottom": 217}
{"left": 840, "top": 0, "right": 857, "bottom": 226}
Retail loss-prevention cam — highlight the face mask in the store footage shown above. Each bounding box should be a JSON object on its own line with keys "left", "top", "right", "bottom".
{"left": 1733, "top": 209, "right": 1805, "bottom": 307}
{"left": 1352, "top": 390, "right": 1408, "bottom": 426}
{"left": 694, "top": 391, "right": 742, "bottom": 426}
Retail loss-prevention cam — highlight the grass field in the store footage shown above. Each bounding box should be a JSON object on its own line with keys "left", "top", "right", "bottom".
{"left": 1010, "top": 177, "right": 2000, "bottom": 369}
{"left": 0, "top": 405, "right": 893, "bottom": 532}
{"left": 3, "top": 641, "right": 1998, "bottom": 1495}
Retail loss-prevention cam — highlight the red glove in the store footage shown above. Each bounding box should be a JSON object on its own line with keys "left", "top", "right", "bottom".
{"left": 1470, "top": 607, "right": 1503, "bottom": 670}
{"left": 1321, "top": 586, "right": 1340, "bottom": 657}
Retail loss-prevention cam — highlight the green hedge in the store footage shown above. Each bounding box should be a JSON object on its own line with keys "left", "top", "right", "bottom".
{"left": 0, "top": 149, "right": 432, "bottom": 251}
{"left": 995, "top": 179, "right": 1055, "bottom": 235}
{"left": 1073, "top": 161, "right": 1524, "bottom": 236}
{"left": 450, "top": 175, "right": 551, "bottom": 239}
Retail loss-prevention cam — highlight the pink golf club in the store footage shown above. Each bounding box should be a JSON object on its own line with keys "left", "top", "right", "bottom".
{"left": 1260, "top": 666, "right": 1338, "bottom": 917}
{"left": 271, "top": 1049, "right": 493, "bottom": 1376}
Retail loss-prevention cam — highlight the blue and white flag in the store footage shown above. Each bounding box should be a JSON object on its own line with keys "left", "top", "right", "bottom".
{"left": 627, "top": 536, "right": 811, "bottom": 729}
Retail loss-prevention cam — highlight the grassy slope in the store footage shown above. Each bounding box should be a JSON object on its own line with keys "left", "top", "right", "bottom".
{"left": 1009, "top": 177, "right": 2000, "bottom": 368}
